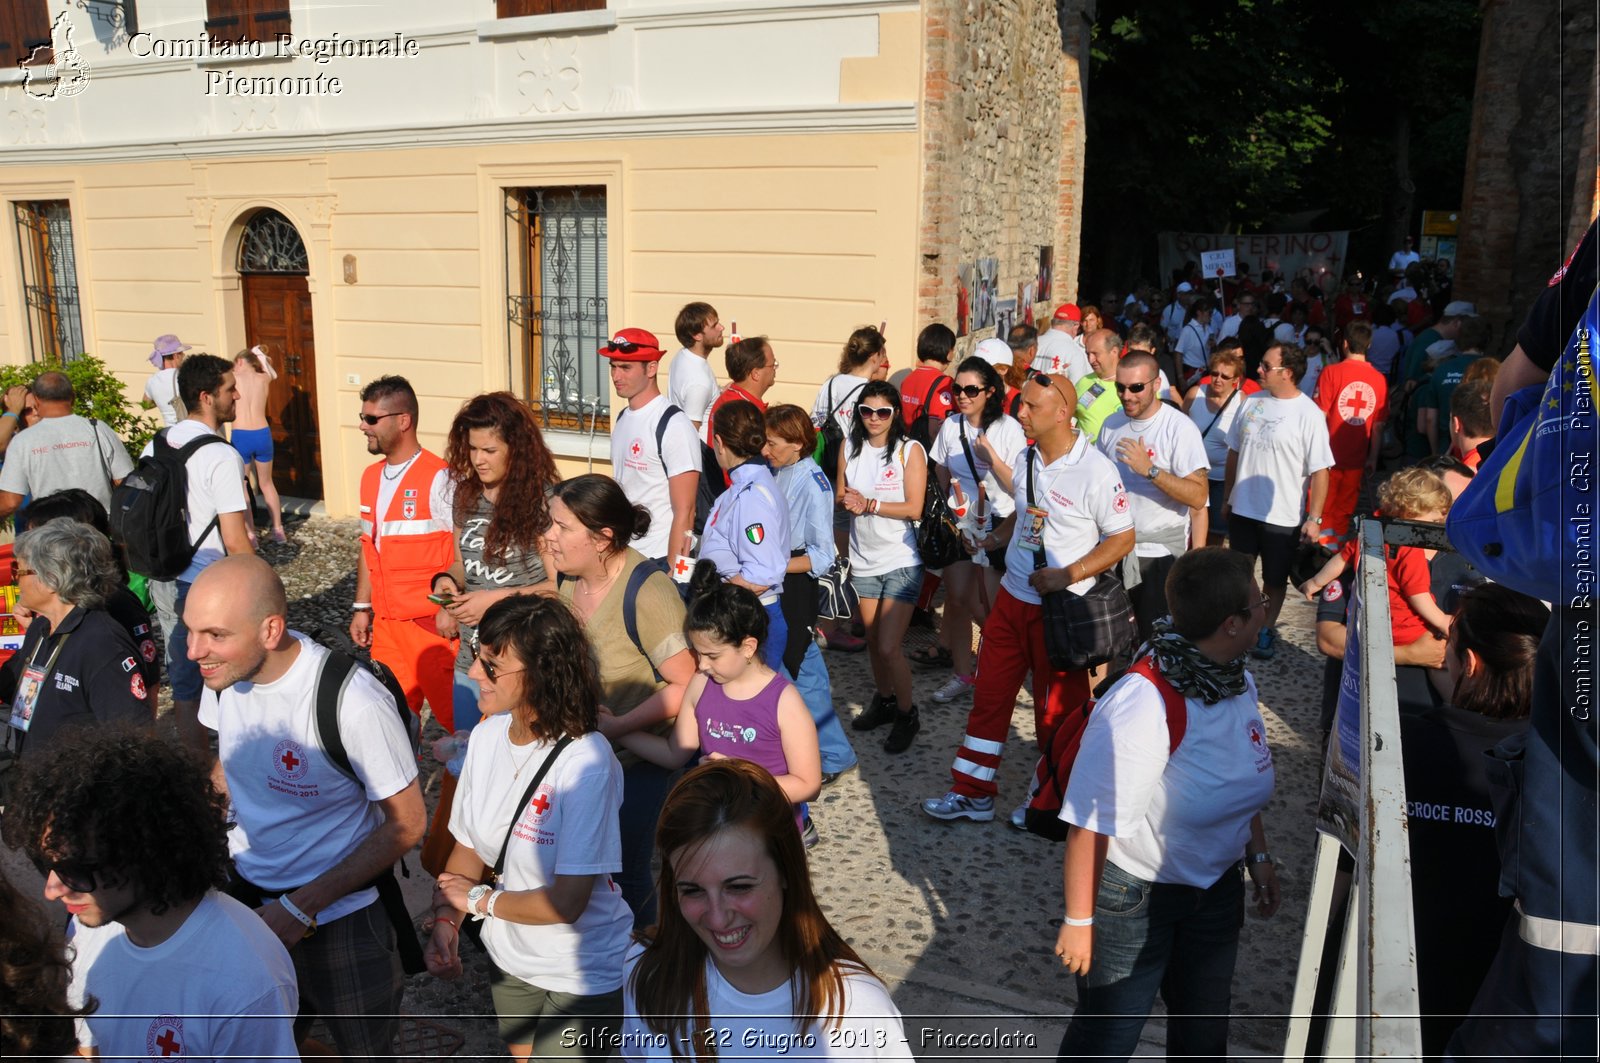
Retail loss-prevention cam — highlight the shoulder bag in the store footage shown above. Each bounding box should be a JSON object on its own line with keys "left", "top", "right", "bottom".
{"left": 1025, "top": 446, "right": 1137, "bottom": 671}
{"left": 909, "top": 441, "right": 966, "bottom": 570}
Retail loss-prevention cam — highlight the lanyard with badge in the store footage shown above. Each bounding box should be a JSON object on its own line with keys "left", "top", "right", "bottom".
{"left": 9, "top": 631, "right": 71, "bottom": 733}
{"left": 1020, "top": 446, "right": 1048, "bottom": 553}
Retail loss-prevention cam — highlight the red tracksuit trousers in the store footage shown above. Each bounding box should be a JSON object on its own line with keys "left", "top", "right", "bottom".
{"left": 949, "top": 587, "right": 1089, "bottom": 798}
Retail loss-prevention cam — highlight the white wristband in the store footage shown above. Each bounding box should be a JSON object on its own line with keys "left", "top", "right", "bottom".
{"left": 278, "top": 894, "right": 315, "bottom": 930}
{"left": 351, "top": 601, "right": 372, "bottom": 610}
{"left": 1061, "top": 914, "right": 1095, "bottom": 927}
{"left": 486, "top": 890, "right": 502, "bottom": 919}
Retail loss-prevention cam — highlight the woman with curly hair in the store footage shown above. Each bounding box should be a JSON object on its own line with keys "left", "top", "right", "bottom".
{"left": 426, "top": 596, "right": 632, "bottom": 1061}
{"left": 621, "top": 759, "right": 912, "bottom": 1061}
{"left": 1, "top": 727, "right": 297, "bottom": 1058}
{"left": 0, "top": 866, "right": 83, "bottom": 1058}
{"left": 436, "top": 391, "right": 561, "bottom": 731}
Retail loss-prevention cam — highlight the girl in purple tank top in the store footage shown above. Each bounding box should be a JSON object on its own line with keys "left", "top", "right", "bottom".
{"left": 618, "top": 584, "right": 820, "bottom": 831}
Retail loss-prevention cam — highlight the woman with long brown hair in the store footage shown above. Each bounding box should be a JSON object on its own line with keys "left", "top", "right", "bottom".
{"left": 621, "top": 760, "right": 912, "bottom": 1061}
{"left": 435, "top": 392, "right": 561, "bottom": 731}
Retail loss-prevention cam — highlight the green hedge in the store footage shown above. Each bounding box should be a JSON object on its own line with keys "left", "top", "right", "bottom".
{"left": 0, "top": 356, "right": 160, "bottom": 455}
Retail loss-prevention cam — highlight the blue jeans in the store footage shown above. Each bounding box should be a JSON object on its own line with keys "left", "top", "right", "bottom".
{"left": 167, "top": 579, "right": 202, "bottom": 700}
{"left": 618, "top": 760, "right": 676, "bottom": 930}
{"left": 1056, "top": 860, "right": 1244, "bottom": 1063}
{"left": 763, "top": 600, "right": 787, "bottom": 673}
{"left": 790, "top": 639, "right": 857, "bottom": 776}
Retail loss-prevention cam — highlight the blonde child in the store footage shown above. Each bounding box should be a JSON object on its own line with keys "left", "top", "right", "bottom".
{"left": 1300, "top": 466, "right": 1455, "bottom": 652}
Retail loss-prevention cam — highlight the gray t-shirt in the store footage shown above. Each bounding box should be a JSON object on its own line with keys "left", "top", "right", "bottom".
{"left": 454, "top": 491, "right": 550, "bottom": 672}
{"left": 0, "top": 414, "right": 135, "bottom": 511}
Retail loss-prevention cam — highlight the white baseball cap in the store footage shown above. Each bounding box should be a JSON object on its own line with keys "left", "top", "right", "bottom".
{"left": 976, "top": 337, "right": 1014, "bottom": 367}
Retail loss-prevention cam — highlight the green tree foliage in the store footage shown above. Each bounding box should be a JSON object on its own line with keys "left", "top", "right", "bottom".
{"left": 1080, "top": 0, "right": 1481, "bottom": 285}
{"left": 0, "top": 356, "right": 159, "bottom": 455}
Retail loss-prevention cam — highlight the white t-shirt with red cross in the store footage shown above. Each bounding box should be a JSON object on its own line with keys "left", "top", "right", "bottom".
{"left": 1001, "top": 432, "right": 1133, "bottom": 605}
{"left": 449, "top": 717, "right": 633, "bottom": 994}
{"left": 845, "top": 439, "right": 924, "bottom": 577}
{"left": 68, "top": 891, "right": 299, "bottom": 1059}
{"left": 1096, "top": 404, "right": 1209, "bottom": 557}
{"left": 1062, "top": 670, "right": 1274, "bottom": 887}
{"left": 199, "top": 634, "right": 419, "bottom": 925}
{"left": 1034, "top": 327, "right": 1091, "bottom": 381}
{"left": 610, "top": 394, "right": 703, "bottom": 560}
{"left": 930, "top": 414, "right": 1028, "bottom": 520}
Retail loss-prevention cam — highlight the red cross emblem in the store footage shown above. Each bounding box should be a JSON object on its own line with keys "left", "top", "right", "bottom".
{"left": 146, "top": 1016, "right": 184, "bottom": 1058}
{"left": 528, "top": 786, "right": 553, "bottom": 818}
{"left": 1248, "top": 723, "right": 1264, "bottom": 748}
{"left": 272, "top": 739, "right": 309, "bottom": 781}
{"left": 629, "top": 439, "right": 643, "bottom": 457}
{"left": 883, "top": 468, "right": 896, "bottom": 480}
{"left": 674, "top": 556, "right": 692, "bottom": 576}
{"left": 1336, "top": 382, "right": 1378, "bottom": 425}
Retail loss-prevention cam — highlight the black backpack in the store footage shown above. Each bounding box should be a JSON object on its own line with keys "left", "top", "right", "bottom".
{"left": 905, "top": 372, "right": 951, "bottom": 450}
{"left": 653, "top": 404, "right": 723, "bottom": 536}
{"left": 110, "top": 430, "right": 233, "bottom": 579}
{"left": 814, "top": 379, "right": 867, "bottom": 486}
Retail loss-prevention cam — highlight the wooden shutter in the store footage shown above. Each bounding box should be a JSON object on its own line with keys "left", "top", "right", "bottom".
{"left": 207, "top": 0, "right": 291, "bottom": 45}
{"left": 0, "top": 0, "right": 54, "bottom": 67}
{"left": 498, "top": 1, "right": 606, "bottom": 18}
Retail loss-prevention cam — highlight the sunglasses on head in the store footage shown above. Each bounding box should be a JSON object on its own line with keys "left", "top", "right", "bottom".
{"left": 29, "top": 853, "right": 101, "bottom": 894}
{"left": 856, "top": 404, "right": 896, "bottom": 419}
{"left": 469, "top": 636, "right": 526, "bottom": 682}
{"left": 604, "top": 340, "right": 646, "bottom": 354}
{"left": 952, "top": 384, "right": 988, "bottom": 399}
{"left": 1114, "top": 381, "right": 1152, "bottom": 395}
{"left": 358, "top": 412, "right": 402, "bottom": 426}
{"left": 1030, "top": 372, "right": 1071, "bottom": 403}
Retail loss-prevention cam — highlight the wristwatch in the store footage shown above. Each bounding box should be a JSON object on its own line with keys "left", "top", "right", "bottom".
{"left": 467, "top": 883, "right": 494, "bottom": 920}
{"left": 1248, "top": 851, "right": 1275, "bottom": 865}
{"left": 1144, "top": 466, "right": 1161, "bottom": 482}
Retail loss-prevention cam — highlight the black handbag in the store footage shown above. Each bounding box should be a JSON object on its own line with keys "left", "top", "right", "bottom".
{"left": 460, "top": 734, "right": 572, "bottom": 950}
{"left": 910, "top": 441, "right": 967, "bottom": 570}
{"left": 815, "top": 554, "right": 858, "bottom": 621}
{"left": 1025, "top": 446, "right": 1137, "bottom": 671}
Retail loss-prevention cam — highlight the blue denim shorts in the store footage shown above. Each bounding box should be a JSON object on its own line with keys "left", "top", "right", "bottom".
{"left": 852, "top": 564, "right": 923, "bottom": 604}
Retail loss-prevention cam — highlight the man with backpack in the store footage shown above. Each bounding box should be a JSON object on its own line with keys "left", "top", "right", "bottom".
{"left": 899, "top": 323, "right": 956, "bottom": 449}
{"left": 606, "top": 327, "right": 701, "bottom": 562}
{"left": 186, "top": 554, "right": 425, "bottom": 1061}
{"left": 128, "top": 353, "right": 253, "bottom": 754}
{"left": 0, "top": 372, "right": 134, "bottom": 524}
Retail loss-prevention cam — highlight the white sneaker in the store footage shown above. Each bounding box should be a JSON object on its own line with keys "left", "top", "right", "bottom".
{"left": 1008, "top": 802, "right": 1030, "bottom": 831}
{"left": 921, "top": 791, "right": 995, "bottom": 822}
{"left": 931, "top": 674, "right": 975, "bottom": 703}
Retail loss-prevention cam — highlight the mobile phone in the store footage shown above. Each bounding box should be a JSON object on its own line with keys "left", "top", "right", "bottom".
{"left": 427, "top": 593, "right": 455, "bottom": 606}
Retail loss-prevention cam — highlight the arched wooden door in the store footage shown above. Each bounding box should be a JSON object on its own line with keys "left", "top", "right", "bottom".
{"left": 238, "top": 209, "right": 322, "bottom": 499}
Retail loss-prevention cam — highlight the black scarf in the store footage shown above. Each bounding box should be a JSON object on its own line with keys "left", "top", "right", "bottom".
{"left": 1145, "top": 616, "right": 1249, "bottom": 704}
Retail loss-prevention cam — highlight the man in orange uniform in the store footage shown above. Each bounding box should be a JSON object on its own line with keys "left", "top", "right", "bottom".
{"left": 349, "top": 376, "right": 458, "bottom": 731}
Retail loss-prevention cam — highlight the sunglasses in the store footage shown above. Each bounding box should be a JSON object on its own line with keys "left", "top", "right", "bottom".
{"left": 470, "top": 636, "right": 526, "bottom": 682}
{"left": 29, "top": 853, "right": 100, "bottom": 894}
{"left": 1114, "top": 381, "right": 1152, "bottom": 395}
{"left": 952, "top": 384, "right": 988, "bottom": 398}
{"left": 1030, "top": 373, "right": 1071, "bottom": 404}
{"left": 358, "top": 412, "right": 401, "bottom": 426}
{"left": 1213, "top": 373, "right": 1238, "bottom": 382}
{"left": 856, "top": 404, "right": 896, "bottom": 419}
{"left": 10, "top": 561, "right": 34, "bottom": 582}
{"left": 604, "top": 340, "right": 651, "bottom": 354}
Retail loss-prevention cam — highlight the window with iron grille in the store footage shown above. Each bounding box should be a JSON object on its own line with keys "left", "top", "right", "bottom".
{"left": 0, "top": 0, "right": 54, "bottom": 67}
{"left": 498, "top": 1, "right": 606, "bottom": 18}
{"left": 506, "top": 187, "right": 610, "bottom": 432}
{"left": 14, "top": 201, "right": 85, "bottom": 362}
{"left": 206, "top": 0, "right": 290, "bottom": 46}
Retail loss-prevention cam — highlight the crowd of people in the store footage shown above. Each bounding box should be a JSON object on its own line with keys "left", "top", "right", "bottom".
{"left": 0, "top": 238, "right": 1581, "bottom": 1061}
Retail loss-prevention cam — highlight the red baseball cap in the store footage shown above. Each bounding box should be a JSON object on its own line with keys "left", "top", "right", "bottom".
{"left": 599, "top": 327, "right": 664, "bottom": 362}
{"left": 1053, "top": 304, "right": 1082, "bottom": 323}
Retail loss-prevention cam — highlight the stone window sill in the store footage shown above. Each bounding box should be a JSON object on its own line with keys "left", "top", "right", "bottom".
{"left": 478, "top": 10, "right": 617, "bottom": 42}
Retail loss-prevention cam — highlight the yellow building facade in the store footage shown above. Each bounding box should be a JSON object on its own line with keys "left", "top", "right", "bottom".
{"left": 0, "top": 0, "right": 1085, "bottom": 515}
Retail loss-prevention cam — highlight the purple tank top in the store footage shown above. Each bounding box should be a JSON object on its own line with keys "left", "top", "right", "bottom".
{"left": 696, "top": 672, "right": 802, "bottom": 827}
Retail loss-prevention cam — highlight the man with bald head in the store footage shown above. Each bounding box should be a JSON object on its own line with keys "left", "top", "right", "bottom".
{"left": 188, "top": 555, "right": 424, "bottom": 1060}
{"left": 923, "top": 371, "right": 1135, "bottom": 825}
{"left": 0, "top": 371, "right": 134, "bottom": 523}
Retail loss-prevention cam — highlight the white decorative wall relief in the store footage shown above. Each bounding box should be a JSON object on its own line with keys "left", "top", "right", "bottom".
{"left": 517, "top": 38, "right": 581, "bottom": 115}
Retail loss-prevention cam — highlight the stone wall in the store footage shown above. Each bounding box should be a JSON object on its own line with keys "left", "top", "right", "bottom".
{"left": 1455, "top": 0, "right": 1597, "bottom": 355}
{"left": 917, "top": 0, "right": 1095, "bottom": 352}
